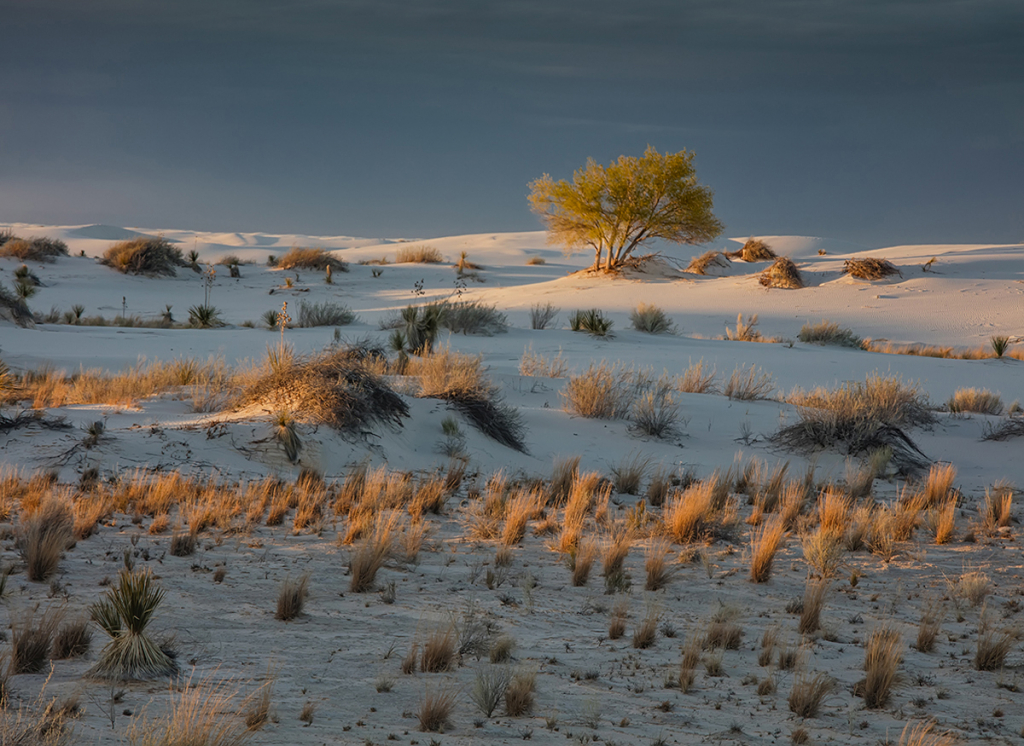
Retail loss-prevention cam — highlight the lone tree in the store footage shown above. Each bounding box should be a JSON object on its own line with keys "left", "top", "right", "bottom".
{"left": 528, "top": 146, "right": 724, "bottom": 272}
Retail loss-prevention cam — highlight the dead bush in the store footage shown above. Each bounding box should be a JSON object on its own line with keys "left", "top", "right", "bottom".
{"left": 759, "top": 257, "right": 804, "bottom": 289}
{"left": 843, "top": 257, "right": 901, "bottom": 280}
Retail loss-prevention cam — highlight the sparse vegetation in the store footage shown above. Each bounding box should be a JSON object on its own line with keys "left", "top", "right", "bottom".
{"left": 630, "top": 303, "right": 673, "bottom": 333}
{"left": 947, "top": 387, "right": 1003, "bottom": 415}
{"left": 759, "top": 257, "right": 804, "bottom": 289}
{"left": 276, "top": 574, "right": 309, "bottom": 620}
{"left": 843, "top": 257, "right": 901, "bottom": 280}
{"left": 297, "top": 300, "right": 356, "bottom": 327}
{"left": 102, "top": 237, "right": 187, "bottom": 276}
{"left": 396, "top": 245, "right": 444, "bottom": 264}
{"left": 0, "top": 235, "right": 69, "bottom": 262}
{"left": 276, "top": 247, "right": 347, "bottom": 271}
{"left": 798, "top": 320, "right": 862, "bottom": 347}
{"left": 569, "top": 308, "right": 614, "bottom": 337}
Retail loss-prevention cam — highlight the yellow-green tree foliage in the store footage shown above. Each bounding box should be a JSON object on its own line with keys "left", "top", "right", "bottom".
{"left": 528, "top": 146, "right": 724, "bottom": 271}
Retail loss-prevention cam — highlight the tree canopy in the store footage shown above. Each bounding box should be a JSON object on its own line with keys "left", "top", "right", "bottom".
{"left": 528, "top": 146, "right": 724, "bottom": 271}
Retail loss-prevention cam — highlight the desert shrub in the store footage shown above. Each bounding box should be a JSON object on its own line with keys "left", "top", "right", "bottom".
{"left": 724, "top": 364, "right": 775, "bottom": 401}
{"left": 630, "top": 303, "right": 673, "bottom": 333}
{"left": 737, "top": 238, "right": 776, "bottom": 262}
{"left": 775, "top": 374, "right": 934, "bottom": 474}
{"left": 529, "top": 302, "right": 558, "bottom": 330}
{"left": 947, "top": 387, "right": 1003, "bottom": 415}
{"left": 102, "top": 237, "right": 187, "bottom": 276}
{"left": 470, "top": 665, "right": 513, "bottom": 718}
{"left": 519, "top": 345, "right": 569, "bottom": 378}
{"left": 759, "top": 257, "right": 804, "bottom": 289}
{"left": 975, "top": 617, "right": 1019, "bottom": 671}
{"left": 215, "top": 254, "right": 241, "bottom": 266}
{"left": 276, "top": 574, "right": 309, "bottom": 621}
{"left": 677, "top": 359, "right": 718, "bottom": 394}
{"left": 561, "top": 362, "right": 638, "bottom": 419}
{"left": 843, "top": 257, "right": 901, "bottom": 280}
{"left": 982, "top": 418, "right": 1024, "bottom": 441}
{"left": 421, "top": 627, "right": 456, "bottom": 673}
{"left": 631, "top": 389, "right": 680, "bottom": 437}
{"left": 125, "top": 675, "right": 253, "bottom": 746}
{"left": 0, "top": 236, "right": 69, "bottom": 262}
{"left": 525, "top": 255, "right": 546, "bottom": 265}
{"left": 237, "top": 344, "right": 408, "bottom": 432}
{"left": 788, "top": 673, "right": 835, "bottom": 717}
{"left": 89, "top": 568, "right": 177, "bottom": 680}
{"left": 686, "top": 250, "right": 730, "bottom": 274}
{"left": 749, "top": 515, "right": 786, "bottom": 583}
{"left": 861, "top": 625, "right": 903, "bottom": 708}
{"left": 991, "top": 335, "right": 1010, "bottom": 358}
{"left": 297, "top": 301, "right": 356, "bottom": 327}
{"left": 396, "top": 245, "right": 443, "bottom": 263}
{"left": 414, "top": 347, "right": 526, "bottom": 451}
{"left": 187, "top": 305, "right": 223, "bottom": 328}
{"left": 798, "top": 320, "right": 862, "bottom": 347}
{"left": 569, "top": 308, "right": 613, "bottom": 336}
{"left": 276, "top": 247, "right": 347, "bottom": 271}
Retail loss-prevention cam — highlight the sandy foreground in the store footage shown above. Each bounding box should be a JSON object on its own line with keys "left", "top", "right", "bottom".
{"left": 0, "top": 223, "right": 1023, "bottom": 745}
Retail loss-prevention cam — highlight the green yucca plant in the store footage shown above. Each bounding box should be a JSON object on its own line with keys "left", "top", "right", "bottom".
{"left": 261, "top": 309, "right": 280, "bottom": 329}
{"left": 88, "top": 568, "right": 177, "bottom": 680}
{"left": 991, "top": 335, "right": 1010, "bottom": 358}
{"left": 188, "top": 304, "right": 222, "bottom": 328}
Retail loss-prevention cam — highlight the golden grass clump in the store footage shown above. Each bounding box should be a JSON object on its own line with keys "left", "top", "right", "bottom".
{"left": 349, "top": 521, "right": 394, "bottom": 593}
{"left": 895, "top": 721, "right": 954, "bottom": 746}
{"left": 798, "top": 578, "right": 829, "bottom": 634}
{"left": 0, "top": 235, "right": 69, "bottom": 262}
{"left": 569, "top": 539, "right": 596, "bottom": 587}
{"left": 101, "top": 237, "right": 187, "bottom": 276}
{"left": 663, "top": 475, "right": 732, "bottom": 544}
{"left": 10, "top": 606, "right": 61, "bottom": 674}
{"left": 275, "top": 247, "right": 347, "bottom": 271}
{"left": 759, "top": 256, "right": 804, "bottom": 289}
{"left": 798, "top": 320, "right": 862, "bottom": 348}
{"left": 561, "top": 362, "right": 638, "bottom": 419}
{"left": 981, "top": 481, "right": 1014, "bottom": 532}
{"left": 18, "top": 491, "right": 74, "bottom": 582}
{"left": 974, "top": 615, "right": 1020, "bottom": 671}
{"left": 914, "top": 602, "right": 943, "bottom": 653}
{"left": 421, "top": 627, "right": 457, "bottom": 673}
{"left": 737, "top": 238, "right": 776, "bottom": 262}
{"left": 723, "top": 364, "right": 775, "bottom": 400}
{"left": 843, "top": 257, "right": 901, "bottom": 280}
{"left": 860, "top": 625, "right": 903, "bottom": 708}
{"left": 947, "top": 387, "right": 1003, "bottom": 415}
{"left": 644, "top": 540, "right": 672, "bottom": 590}
{"left": 749, "top": 515, "right": 786, "bottom": 583}
{"left": 396, "top": 244, "right": 444, "bottom": 264}
{"left": 677, "top": 358, "right": 718, "bottom": 394}
{"left": 559, "top": 472, "right": 608, "bottom": 552}
{"left": 504, "top": 669, "right": 536, "bottom": 716}
{"left": 275, "top": 574, "right": 309, "bottom": 621}
{"left": 788, "top": 672, "right": 835, "bottom": 718}
{"left": 519, "top": 345, "right": 569, "bottom": 378}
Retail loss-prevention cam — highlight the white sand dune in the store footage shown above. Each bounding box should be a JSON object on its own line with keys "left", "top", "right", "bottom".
{"left": 0, "top": 223, "right": 1022, "bottom": 745}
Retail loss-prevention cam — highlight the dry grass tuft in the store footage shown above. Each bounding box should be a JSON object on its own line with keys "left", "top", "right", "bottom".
{"left": 677, "top": 358, "right": 718, "bottom": 394}
{"left": 759, "top": 256, "right": 804, "bottom": 289}
{"left": 975, "top": 615, "right": 1020, "bottom": 671}
{"left": 861, "top": 625, "right": 903, "bottom": 708}
{"left": 0, "top": 235, "right": 69, "bottom": 262}
{"left": 843, "top": 257, "right": 901, "bottom": 280}
{"left": 349, "top": 529, "right": 392, "bottom": 592}
{"left": 504, "top": 669, "right": 536, "bottom": 716}
{"left": 915, "top": 602, "right": 943, "bottom": 653}
{"left": 18, "top": 493, "right": 74, "bottom": 582}
{"left": 724, "top": 364, "right": 775, "bottom": 400}
{"left": 737, "top": 238, "right": 776, "bottom": 262}
{"left": 275, "top": 574, "right": 309, "bottom": 621}
{"left": 569, "top": 539, "right": 596, "bottom": 587}
{"left": 52, "top": 618, "right": 92, "bottom": 659}
{"left": 632, "top": 608, "right": 659, "bottom": 649}
{"left": 749, "top": 515, "right": 786, "bottom": 583}
{"left": 788, "top": 672, "right": 835, "bottom": 718}
{"left": 276, "top": 247, "right": 347, "bottom": 271}
{"left": 802, "top": 528, "right": 845, "bottom": 578}
{"left": 421, "top": 626, "right": 457, "bottom": 673}
{"left": 895, "top": 721, "right": 955, "bottom": 746}
{"left": 686, "top": 250, "right": 730, "bottom": 274}
{"left": 519, "top": 345, "right": 569, "bottom": 378}
{"left": 948, "top": 387, "right": 1003, "bottom": 415}
{"left": 561, "top": 362, "right": 638, "bottom": 419}
{"left": 981, "top": 481, "right": 1014, "bottom": 532}
{"left": 630, "top": 303, "right": 673, "bottom": 333}
{"left": 679, "top": 634, "right": 701, "bottom": 692}
{"left": 663, "top": 475, "right": 733, "bottom": 544}
{"left": 10, "top": 606, "right": 60, "bottom": 673}
{"left": 645, "top": 540, "right": 672, "bottom": 591}
{"left": 396, "top": 245, "right": 444, "bottom": 264}
{"left": 126, "top": 675, "right": 253, "bottom": 746}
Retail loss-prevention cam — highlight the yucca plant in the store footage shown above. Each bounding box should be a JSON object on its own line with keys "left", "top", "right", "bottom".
{"left": 88, "top": 568, "right": 177, "bottom": 680}
{"left": 188, "top": 304, "right": 223, "bottom": 328}
{"left": 991, "top": 335, "right": 1010, "bottom": 358}
{"left": 261, "top": 309, "right": 280, "bottom": 329}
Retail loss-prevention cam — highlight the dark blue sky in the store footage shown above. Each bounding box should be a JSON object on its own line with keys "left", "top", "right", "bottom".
{"left": 2, "top": 0, "right": 1022, "bottom": 245}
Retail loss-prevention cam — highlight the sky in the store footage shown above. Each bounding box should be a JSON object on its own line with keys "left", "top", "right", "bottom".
{"left": 1, "top": 0, "right": 1022, "bottom": 246}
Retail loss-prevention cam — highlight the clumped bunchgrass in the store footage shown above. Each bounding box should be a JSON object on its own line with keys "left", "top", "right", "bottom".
{"left": 798, "top": 578, "right": 829, "bottom": 634}
{"left": 396, "top": 245, "right": 444, "bottom": 264}
{"left": 915, "top": 602, "right": 943, "bottom": 652}
{"left": 861, "top": 625, "right": 903, "bottom": 708}
{"left": 525, "top": 255, "right": 546, "bottom": 265}
{"left": 569, "top": 308, "right": 614, "bottom": 337}
{"left": 802, "top": 528, "right": 845, "bottom": 578}
{"left": 663, "top": 475, "right": 734, "bottom": 544}
{"left": 686, "top": 250, "right": 730, "bottom": 275}
{"left": 895, "top": 721, "right": 954, "bottom": 746}
{"left": 631, "top": 389, "right": 681, "bottom": 438}
{"left": 611, "top": 453, "right": 649, "bottom": 494}
{"left": 438, "top": 300, "right": 508, "bottom": 336}
{"left": 275, "top": 574, "right": 309, "bottom": 621}
{"left": 52, "top": 618, "right": 92, "bottom": 659}
{"left": 788, "top": 672, "right": 835, "bottom": 718}
{"left": 349, "top": 529, "right": 392, "bottom": 592}
{"left": 630, "top": 303, "right": 673, "bottom": 333}
{"left": 632, "top": 608, "right": 660, "bottom": 649}
{"left": 10, "top": 606, "right": 60, "bottom": 673}
{"left": 725, "top": 313, "right": 762, "bottom": 342}
{"left": 644, "top": 541, "right": 672, "bottom": 591}
{"left": 276, "top": 247, "right": 347, "bottom": 271}
{"left": 413, "top": 347, "right": 526, "bottom": 451}
{"left": 975, "top": 616, "right": 1020, "bottom": 671}
{"left": 947, "top": 387, "right": 1003, "bottom": 415}
{"left": 843, "top": 257, "right": 901, "bottom": 280}
{"left": 0, "top": 282, "right": 33, "bottom": 326}
{"left": 421, "top": 626, "right": 457, "bottom": 673}
{"left": 297, "top": 301, "right": 356, "bottom": 327}
{"left": 470, "top": 665, "right": 513, "bottom": 718}
{"left": 89, "top": 568, "right": 177, "bottom": 680}
{"left": 759, "top": 257, "right": 804, "bottom": 289}
{"left": 981, "top": 480, "right": 1014, "bottom": 532}
{"left": 569, "top": 539, "right": 596, "bottom": 586}
{"left": 504, "top": 669, "right": 536, "bottom": 716}
{"left": 798, "top": 320, "right": 862, "bottom": 347}
{"left": 677, "top": 359, "right": 718, "bottom": 394}
{"left": 529, "top": 302, "right": 558, "bottom": 330}
{"left": 775, "top": 374, "right": 934, "bottom": 474}
{"left": 102, "top": 237, "right": 187, "bottom": 276}
{"left": 519, "top": 345, "right": 569, "bottom": 378}
{"left": 0, "top": 235, "right": 69, "bottom": 262}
